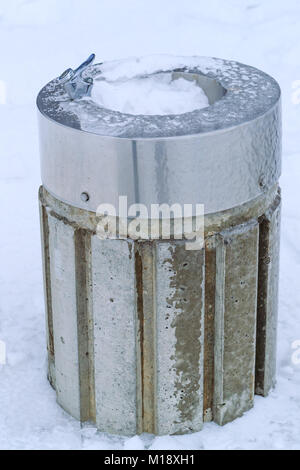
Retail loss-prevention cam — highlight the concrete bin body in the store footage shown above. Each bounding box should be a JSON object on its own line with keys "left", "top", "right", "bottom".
{"left": 37, "top": 56, "right": 281, "bottom": 435}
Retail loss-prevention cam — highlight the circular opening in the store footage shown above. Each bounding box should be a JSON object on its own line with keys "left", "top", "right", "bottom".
{"left": 90, "top": 72, "right": 226, "bottom": 116}
{"left": 80, "top": 192, "right": 90, "bottom": 202}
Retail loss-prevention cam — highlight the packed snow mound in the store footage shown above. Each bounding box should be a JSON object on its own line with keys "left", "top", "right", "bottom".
{"left": 91, "top": 73, "right": 209, "bottom": 115}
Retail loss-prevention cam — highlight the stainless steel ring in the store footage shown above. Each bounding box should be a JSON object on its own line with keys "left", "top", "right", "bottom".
{"left": 37, "top": 56, "right": 281, "bottom": 214}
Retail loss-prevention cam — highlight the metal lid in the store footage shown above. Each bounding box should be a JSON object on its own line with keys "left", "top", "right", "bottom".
{"left": 37, "top": 55, "right": 281, "bottom": 214}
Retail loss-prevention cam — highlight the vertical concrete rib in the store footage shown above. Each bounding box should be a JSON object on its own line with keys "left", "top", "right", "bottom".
{"left": 135, "top": 242, "right": 157, "bottom": 434}
{"left": 255, "top": 196, "right": 281, "bottom": 396}
{"left": 39, "top": 202, "right": 55, "bottom": 388}
{"left": 155, "top": 242, "right": 205, "bottom": 435}
{"left": 74, "top": 229, "right": 95, "bottom": 422}
{"left": 48, "top": 215, "right": 81, "bottom": 420}
{"left": 214, "top": 221, "right": 259, "bottom": 425}
{"left": 91, "top": 238, "right": 137, "bottom": 435}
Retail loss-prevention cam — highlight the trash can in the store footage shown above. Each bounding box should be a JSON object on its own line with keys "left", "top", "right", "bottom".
{"left": 37, "top": 55, "right": 281, "bottom": 435}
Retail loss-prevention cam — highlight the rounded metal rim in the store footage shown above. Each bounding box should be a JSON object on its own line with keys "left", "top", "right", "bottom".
{"left": 37, "top": 55, "right": 281, "bottom": 139}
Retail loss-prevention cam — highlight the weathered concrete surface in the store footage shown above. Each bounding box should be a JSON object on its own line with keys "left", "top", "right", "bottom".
{"left": 203, "top": 237, "right": 216, "bottom": 422}
{"left": 91, "top": 237, "right": 137, "bottom": 435}
{"left": 155, "top": 242, "right": 205, "bottom": 435}
{"left": 39, "top": 186, "right": 281, "bottom": 435}
{"left": 39, "top": 202, "right": 55, "bottom": 389}
{"left": 255, "top": 195, "right": 281, "bottom": 396}
{"left": 213, "top": 221, "right": 259, "bottom": 425}
{"left": 134, "top": 242, "right": 156, "bottom": 434}
{"left": 47, "top": 214, "right": 81, "bottom": 420}
{"left": 74, "top": 229, "right": 95, "bottom": 422}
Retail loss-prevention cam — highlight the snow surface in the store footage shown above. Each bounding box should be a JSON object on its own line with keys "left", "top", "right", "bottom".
{"left": 91, "top": 73, "right": 209, "bottom": 115}
{"left": 0, "top": 0, "right": 300, "bottom": 450}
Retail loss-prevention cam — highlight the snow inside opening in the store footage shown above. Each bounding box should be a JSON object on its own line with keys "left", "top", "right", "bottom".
{"left": 91, "top": 73, "right": 209, "bottom": 115}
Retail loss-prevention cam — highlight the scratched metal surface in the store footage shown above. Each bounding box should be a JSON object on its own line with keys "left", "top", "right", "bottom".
{"left": 37, "top": 56, "right": 280, "bottom": 139}
{"left": 37, "top": 56, "right": 281, "bottom": 214}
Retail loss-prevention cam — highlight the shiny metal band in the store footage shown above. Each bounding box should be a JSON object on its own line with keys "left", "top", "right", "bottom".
{"left": 37, "top": 56, "right": 281, "bottom": 214}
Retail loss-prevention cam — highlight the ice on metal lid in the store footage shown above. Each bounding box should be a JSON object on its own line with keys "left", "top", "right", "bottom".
{"left": 37, "top": 54, "right": 281, "bottom": 139}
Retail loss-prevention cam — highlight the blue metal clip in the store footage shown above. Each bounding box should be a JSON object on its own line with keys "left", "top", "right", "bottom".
{"left": 58, "top": 54, "right": 96, "bottom": 100}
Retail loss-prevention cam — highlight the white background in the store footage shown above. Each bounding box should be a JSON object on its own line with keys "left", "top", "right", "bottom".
{"left": 0, "top": 0, "right": 299, "bottom": 449}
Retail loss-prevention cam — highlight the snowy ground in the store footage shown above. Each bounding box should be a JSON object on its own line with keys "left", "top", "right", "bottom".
{"left": 0, "top": 0, "right": 299, "bottom": 450}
